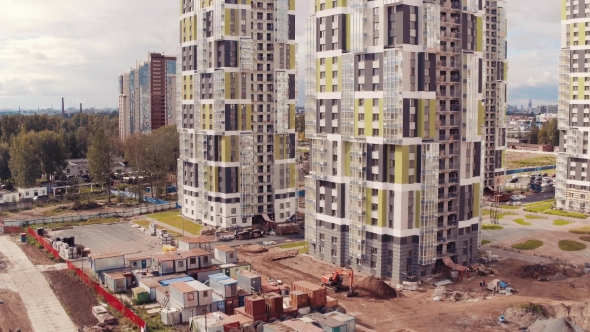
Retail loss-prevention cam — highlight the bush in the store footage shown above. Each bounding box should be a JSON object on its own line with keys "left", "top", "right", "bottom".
{"left": 513, "top": 219, "right": 531, "bottom": 226}
{"left": 481, "top": 240, "right": 491, "bottom": 245}
{"left": 520, "top": 303, "right": 544, "bottom": 315}
{"left": 558, "top": 240, "right": 587, "bottom": 251}
{"left": 482, "top": 224, "right": 503, "bottom": 230}
{"left": 543, "top": 210, "right": 588, "bottom": 219}
{"left": 524, "top": 202, "right": 554, "bottom": 213}
{"left": 579, "top": 236, "right": 590, "bottom": 242}
{"left": 511, "top": 240, "right": 543, "bottom": 250}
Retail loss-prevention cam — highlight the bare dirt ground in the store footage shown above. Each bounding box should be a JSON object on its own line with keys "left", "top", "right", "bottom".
{"left": 0, "top": 252, "right": 12, "bottom": 274}
{"left": 20, "top": 242, "right": 56, "bottom": 265}
{"left": 0, "top": 289, "right": 34, "bottom": 332}
{"left": 239, "top": 246, "right": 590, "bottom": 332}
{"left": 43, "top": 270, "right": 99, "bottom": 328}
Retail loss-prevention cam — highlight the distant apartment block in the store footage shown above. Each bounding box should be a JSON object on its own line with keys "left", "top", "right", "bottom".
{"left": 177, "top": 0, "right": 298, "bottom": 228}
{"left": 118, "top": 53, "right": 177, "bottom": 140}
{"left": 557, "top": 1, "right": 590, "bottom": 212}
{"left": 304, "top": 0, "right": 488, "bottom": 283}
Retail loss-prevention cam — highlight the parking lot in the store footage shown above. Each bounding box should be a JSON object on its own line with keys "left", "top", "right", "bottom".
{"left": 51, "top": 222, "right": 305, "bottom": 259}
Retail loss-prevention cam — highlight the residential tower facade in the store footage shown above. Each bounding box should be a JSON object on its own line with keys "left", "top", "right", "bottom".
{"left": 118, "top": 53, "right": 177, "bottom": 140}
{"left": 557, "top": 1, "right": 590, "bottom": 213}
{"left": 177, "top": 0, "right": 298, "bottom": 228}
{"left": 304, "top": 0, "right": 486, "bottom": 282}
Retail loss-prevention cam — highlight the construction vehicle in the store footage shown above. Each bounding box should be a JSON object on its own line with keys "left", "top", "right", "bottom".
{"left": 321, "top": 268, "right": 358, "bottom": 297}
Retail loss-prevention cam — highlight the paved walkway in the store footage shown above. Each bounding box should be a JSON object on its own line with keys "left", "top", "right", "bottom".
{"left": 0, "top": 236, "right": 77, "bottom": 331}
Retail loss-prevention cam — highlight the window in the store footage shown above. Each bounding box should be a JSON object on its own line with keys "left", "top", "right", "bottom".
{"left": 187, "top": 293, "right": 194, "bottom": 301}
{"left": 190, "top": 257, "right": 196, "bottom": 264}
{"left": 203, "top": 290, "right": 209, "bottom": 297}
{"left": 229, "top": 252, "right": 234, "bottom": 258}
{"left": 331, "top": 249, "right": 337, "bottom": 257}
{"left": 320, "top": 233, "right": 325, "bottom": 240}
{"left": 178, "top": 260, "right": 184, "bottom": 268}
{"left": 331, "top": 236, "right": 337, "bottom": 244}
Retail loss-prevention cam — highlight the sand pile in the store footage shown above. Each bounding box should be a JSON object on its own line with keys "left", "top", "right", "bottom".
{"left": 355, "top": 276, "right": 397, "bottom": 299}
{"left": 239, "top": 244, "right": 269, "bottom": 254}
{"left": 552, "top": 273, "right": 568, "bottom": 281}
{"left": 529, "top": 318, "right": 584, "bottom": 332}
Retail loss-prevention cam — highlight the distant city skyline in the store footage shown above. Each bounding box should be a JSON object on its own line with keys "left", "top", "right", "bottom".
{"left": 0, "top": 0, "right": 559, "bottom": 109}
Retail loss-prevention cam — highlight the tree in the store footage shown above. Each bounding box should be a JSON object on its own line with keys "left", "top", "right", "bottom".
{"left": 125, "top": 133, "right": 148, "bottom": 203}
{"left": 0, "top": 143, "right": 11, "bottom": 183}
{"left": 35, "top": 130, "right": 67, "bottom": 183}
{"left": 9, "top": 131, "right": 42, "bottom": 188}
{"left": 295, "top": 113, "right": 305, "bottom": 133}
{"left": 545, "top": 118, "right": 559, "bottom": 147}
{"left": 529, "top": 122, "right": 539, "bottom": 144}
{"left": 144, "top": 126, "right": 179, "bottom": 198}
{"left": 88, "top": 128, "right": 119, "bottom": 204}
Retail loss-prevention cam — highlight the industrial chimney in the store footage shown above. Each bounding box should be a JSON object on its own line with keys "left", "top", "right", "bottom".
{"left": 61, "top": 97, "right": 65, "bottom": 117}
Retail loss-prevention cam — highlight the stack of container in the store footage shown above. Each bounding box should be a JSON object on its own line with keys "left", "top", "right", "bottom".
{"left": 237, "top": 270, "right": 262, "bottom": 293}
{"left": 148, "top": 223, "right": 157, "bottom": 236}
{"left": 289, "top": 291, "right": 308, "bottom": 309}
{"left": 244, "top": 296, "right": 267, "bottom": 321}
{"left": 291, "top": 281, "right": 327, "bottom": 308}
{"left": 209, "top": 273, "right": 239, "bottom": 315}
{"left": 264, "top": 293, "right": 283, "bottom": 316}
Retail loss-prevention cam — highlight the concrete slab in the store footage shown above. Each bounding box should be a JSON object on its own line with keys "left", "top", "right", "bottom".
{"left": 0, "top": 236, "right": 77, "bottom": 331}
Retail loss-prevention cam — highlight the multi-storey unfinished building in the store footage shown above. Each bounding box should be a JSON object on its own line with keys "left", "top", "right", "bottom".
{"left": 557, "top": 1, "right": 590, "bottom": 213}
{"left": 118, "top": 53, "right": 177, "bottom": 140}
{"left": 482, "top": 1, "right": 507, "bottom": 189}
{"left": 177, "top": 0, "right": 298, "bottom": 228}
{"left": 304, "top": 0, "right": 486, "bottom": 282}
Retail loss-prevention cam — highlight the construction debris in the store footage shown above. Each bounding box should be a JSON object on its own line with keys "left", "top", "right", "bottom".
{"left": 515, "top": 264, "right": 559, "bottom": 279}
{"left": 238, "top": 244, "right": 269, "bottom": 254}
{"left": 91, "top": 306, "right": 115, "bottom": 325}
{"left": 529, "top": 318, "right": 584, "bottom": 332}
{"left": 470, "top": 263, "right": 498, "bottom": 276}
{"left": 355, "top": 276, "right": 397, "bottom": 299}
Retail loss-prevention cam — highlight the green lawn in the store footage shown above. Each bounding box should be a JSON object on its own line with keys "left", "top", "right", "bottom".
{"left": 133, "top": 219, "right": 181, "bottom": 237}
{"left": 553, "top": 220, "right": 573, "bottom": 226}
{"left": 579, "top": 236, "right": 590, "bottom": 242}
{"left": 525, "top": 214, "right": 547, "bottom": 220}
{"left": 482, "top": 224, "right": 504, "bottom": 230}
{"left": 513, "top": 218, "right": 531, "bottom": 226}
{"left": 543, "top": 210, "right": 588, "bottom": 219}
{"left": 483, "top": 209, "right": 491, "bottom": 216}
{"left": 569, "top": 226, "right": 590, "bottom": 234}
{"left": 481, "top": 240, "right": 491, "bottom": 245}
{"left": 558, "top": 240, "right": 587, "bottom": 251}
{"left": 507, "top": 153, "right": 556, "bottom": 169}
{"left": 280, "top": 241, "right": 309, "bottom": 249}
{"left": 498, "top": 205, "right": 521, "bottom": 210}
{"left": 147, "top": 211, "right": 203, "bottom": 235}
{"left": 524, "top": 202, "right": 554, "bottom": 213}
{"left": 511, "top": 240, "right": 544, "bottom": 250}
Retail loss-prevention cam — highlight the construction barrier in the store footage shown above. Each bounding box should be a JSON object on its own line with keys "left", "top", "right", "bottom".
{"left": 27, "top": 228, "right": 147, "bottom": 331}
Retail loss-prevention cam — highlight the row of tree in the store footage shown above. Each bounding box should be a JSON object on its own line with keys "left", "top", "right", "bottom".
{"left": 527, "top": 118, "right": 559, "bottom": 146}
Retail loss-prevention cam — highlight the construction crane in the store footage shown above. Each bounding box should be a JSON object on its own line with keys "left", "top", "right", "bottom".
{"left": 321, "top": 268, "right": 358, "bottom": 297}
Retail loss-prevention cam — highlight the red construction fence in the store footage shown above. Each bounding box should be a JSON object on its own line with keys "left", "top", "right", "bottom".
{"left": 27, "top": 228, "right": 147, "bottom": 330}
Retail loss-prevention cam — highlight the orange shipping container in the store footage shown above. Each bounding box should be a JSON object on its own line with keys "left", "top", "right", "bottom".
{"left": 291, "top": 281, "right": 327, "bottom": 308}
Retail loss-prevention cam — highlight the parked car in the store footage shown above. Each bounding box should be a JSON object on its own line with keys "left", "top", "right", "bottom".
{"left": 510, "top": 178, "right": 519, "bottom": 183}
{"left": 542, "top": 173, "right": 548, "bottom": 177}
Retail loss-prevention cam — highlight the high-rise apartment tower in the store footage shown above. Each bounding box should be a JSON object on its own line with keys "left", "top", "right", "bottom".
{"left": 482, "top": 0, "right": 507, "bottom": 189}
{"left": 557, "top": 1, "right": 590, "bottom": 212}
{"left": 177, "top": 0, "right": 298, "bottom": 228}
{"left": 304, "top": 0, "right": 489, "bottom": 282}
{"left": 118, "top": 53, "right": 177, "bottom": 140}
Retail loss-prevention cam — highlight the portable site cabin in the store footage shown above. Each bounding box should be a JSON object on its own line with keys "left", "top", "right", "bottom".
{"left": 304, "top": 313, "right": 351, "bottom": 332}
{"left": 132, "top": 287, "right": 150, "bottom": 305}
{"left": 214, "top": 245, "right": 238, "bottom": 264}
{"left": 209, "top": 273, "right": 238, "bottom": 298}
{"left": 89, "top": 253, "right": 126, "bottom": 281}
{"left": 220, "top": 262, "right": 251, "bottom": 278}
{"left": 177, "top": 236, "right": 211, "bottom": 252}
{"left": 178, "top": 248, "right": 212, "bottom": 270}
{"left": 104, "top": 272, "right": 131, "bottom": 293}
{"left": 281, "top": 318, "right": 325, "bottom": 332}
{"left": 159, "top": 276, "right": 195, "bottom": 286}
{"left": 152, "top": 253, "right": 187, "bottom": 275}
{"left": 168, "top": 282, "right": 208, "bottom": 323}
{"left": 127, "top": 255, "right": 152, "bottom": 271}
{"left": 187, "top": 265, "right": 221, "bottom": 283}
{"left": 236, "top": 270, "right": 262, "bottom": 293}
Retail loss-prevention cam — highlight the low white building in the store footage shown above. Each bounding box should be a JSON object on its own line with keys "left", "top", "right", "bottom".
{"left": 0, "top": 191, "right": 20, "bottom": 203}
{"left": 214, "top": 245, "right": 238, "bottom": 264}
{"left": 17, "top": 187, "right": 47, "bottom": 199}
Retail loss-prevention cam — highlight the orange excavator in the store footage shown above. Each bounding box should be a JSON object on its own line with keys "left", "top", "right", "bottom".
{"left": 321, "top": 268, "right": 358, "bottom": 297}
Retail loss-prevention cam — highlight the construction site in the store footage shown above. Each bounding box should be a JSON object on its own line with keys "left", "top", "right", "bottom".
{"left": 2, "top": 216, "right": 590, "bottom": 332}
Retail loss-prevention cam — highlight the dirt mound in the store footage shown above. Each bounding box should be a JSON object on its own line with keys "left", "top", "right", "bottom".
{"left": 529, "top": 318, "right": 584, "bottom": 332}
{"left": 515, "top": 264, "right": 558, "bottom": 279}
{"left": 238, "top": 244, "right": 269, "bottom": 254}
{"left": 552, "top": 273, "right": 569, "bottom": 281}
{"left": 355, "top": 276, "right": 397, "bottom": 299}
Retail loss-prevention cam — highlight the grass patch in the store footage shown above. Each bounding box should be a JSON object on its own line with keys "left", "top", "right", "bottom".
{"left": 507, "top": 152, "right": 556, "bottom": 169}
{"left": 513, "top": 218, "right": 532, "bottom": 226}
{"left": 525, "top": 199, "right": 556, "bottom": 206}
{"left": 558, "top": 240, "right": 587, "bottom": 251}
{"left": 147, "top": 210, "right": 203, "bottom": 235}
{"left": 524, "top": 202, "right": 554, "bottom": 213}
{"left": 553, "top": 220, "right": 573, "bottom": 226}
{"left": 33, "top": 217, "right": 121, "bottom": 230}
{"left": 570, "top": 226, "right": 590, "bottom": 235}
{"left": 498, "top": 205, "right": 521, "bottom": 210}
{"left": 511, "top": 240, "right": 544, "bottom": 250}
{"left": 483, "top": 209, "right": 491, "bottom": 216}
{"left": 133, "top": 219, "right": 181, "bottom": 237}
{"left": 481, "top": 240, "right": 491, "bottom": 245}
{"left": 525, "top": 214, "right": 548, "bottom": 220}
{"left": 543, "top": 210, "right": 588, "bottom": 219}
{"left": 482, "top": 224, "right": 504, "bottom": 230}
{"left": 519, "top": 303, "right": 544, "bottom": 315}
{"left": 280, "top": 241, "right": 309, "bottom": 249}
{"left": 579, "top": 236, "right": 590, "bottom": 242}
{"left": 500, "top": 211, "right": 518, "bottom": 218}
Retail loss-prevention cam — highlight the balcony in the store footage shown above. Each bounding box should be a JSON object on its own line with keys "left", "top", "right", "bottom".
{"left": 439, "top": 177, "right": 459, "bottom": 185}
{"left": 437, "top": 134, "right": 458, "bottom": 142}
{"left": 437, "top": 192, "right": 458, "bottom": 199}
{"left": 440, "top": 149, "right": 460, "bottom": 157}
{"left": 438, "top": 120, "right": 461, "bottom": 128}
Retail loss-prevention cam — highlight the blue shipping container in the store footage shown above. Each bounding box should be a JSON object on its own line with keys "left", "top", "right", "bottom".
{"left": 159, "top": 276, "right": 195, "bottom": 286}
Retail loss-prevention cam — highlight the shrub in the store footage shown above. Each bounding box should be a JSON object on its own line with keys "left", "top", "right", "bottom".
{"left": 525, "top": 214, "right": 547, "bottom": 220}
{"left": 553, "top": 220, "right": 573, "bottom": 226}
{"left": 569, "top": 226, "right": 590, "bottom": 235}
{"left": 481, "top": 240, "right": 491, "bottom": 245}
{"left": 543, "top": 210, "right": 588, "bottom": 219}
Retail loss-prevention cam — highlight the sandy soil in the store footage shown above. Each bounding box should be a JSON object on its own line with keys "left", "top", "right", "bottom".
{"left": 19, "top": 242, "right": 56, "bottom": 265}
{"left": 43, "top": 270, "right": 98, "bottom": 328}
{"left": 239, "top": 247, "right": 590, "bottom": 332}
{"left": 0, "top": 289, "right": 34, "bottom": 332}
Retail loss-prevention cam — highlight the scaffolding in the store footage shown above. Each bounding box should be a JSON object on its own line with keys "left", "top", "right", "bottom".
{"left": 383, "top": 49, "right": 403, "bottom": 144}
{"left": 558, "top": 49, "right": 570, "bottom": 130}
{"left": 213, "top": 0, "right": 225, "bottom": 41}
{"left": 419, "top": 143, "right": 439, "bottom": 266}
{"left": 276, "top": 71, "right": 289, "bottom": 134}
{"left": 213, "top": 70, "right": 225, "bottom": 135}
{"left": 304, "top": 175, "right": 317, "bottom": 244}
{"left": 240, "top": 134, "right": 254, "bottom": 219}
{"left": 304, "top": 16, "right": 317, "bottom": 138}
{"left": 197, "top": 133, "right": 209, "bottom": 219}
{"left": 274, "top": 0, "right": 288, "bottom": 43}
{"left": 423, "top": 3, "right": 441, "bottom": 52}
{"left": 348, "top": 141, "right": 366, "bottom": 265}
{"left": 340, "top": 53, "right": 355, "bottom": 141}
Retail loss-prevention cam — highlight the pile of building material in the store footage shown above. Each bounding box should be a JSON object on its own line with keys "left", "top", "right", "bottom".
{"left": 92, "top": 306, "right": 116, "bottom": 325}
{"left": 266, "top": 250, "right": 298, "bottom": 261}
{"left": 53, "top": 240, "right": 79, "bottom": 260}
{"left": 478, "top": 251, "right": 499, "bottom": 264}
{"left": 274, "top": 223, "right": 299, "bottom": 235}
{"left": 147, "top": 223, "right": 157, "bottom": 236}
{"left": 470, "top": 263, "right": 498, "bottom": 276}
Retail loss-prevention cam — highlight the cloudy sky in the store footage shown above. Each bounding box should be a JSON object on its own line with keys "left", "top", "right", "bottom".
{"left": 0, "top": 0, "right": 559, "bottom": 110}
